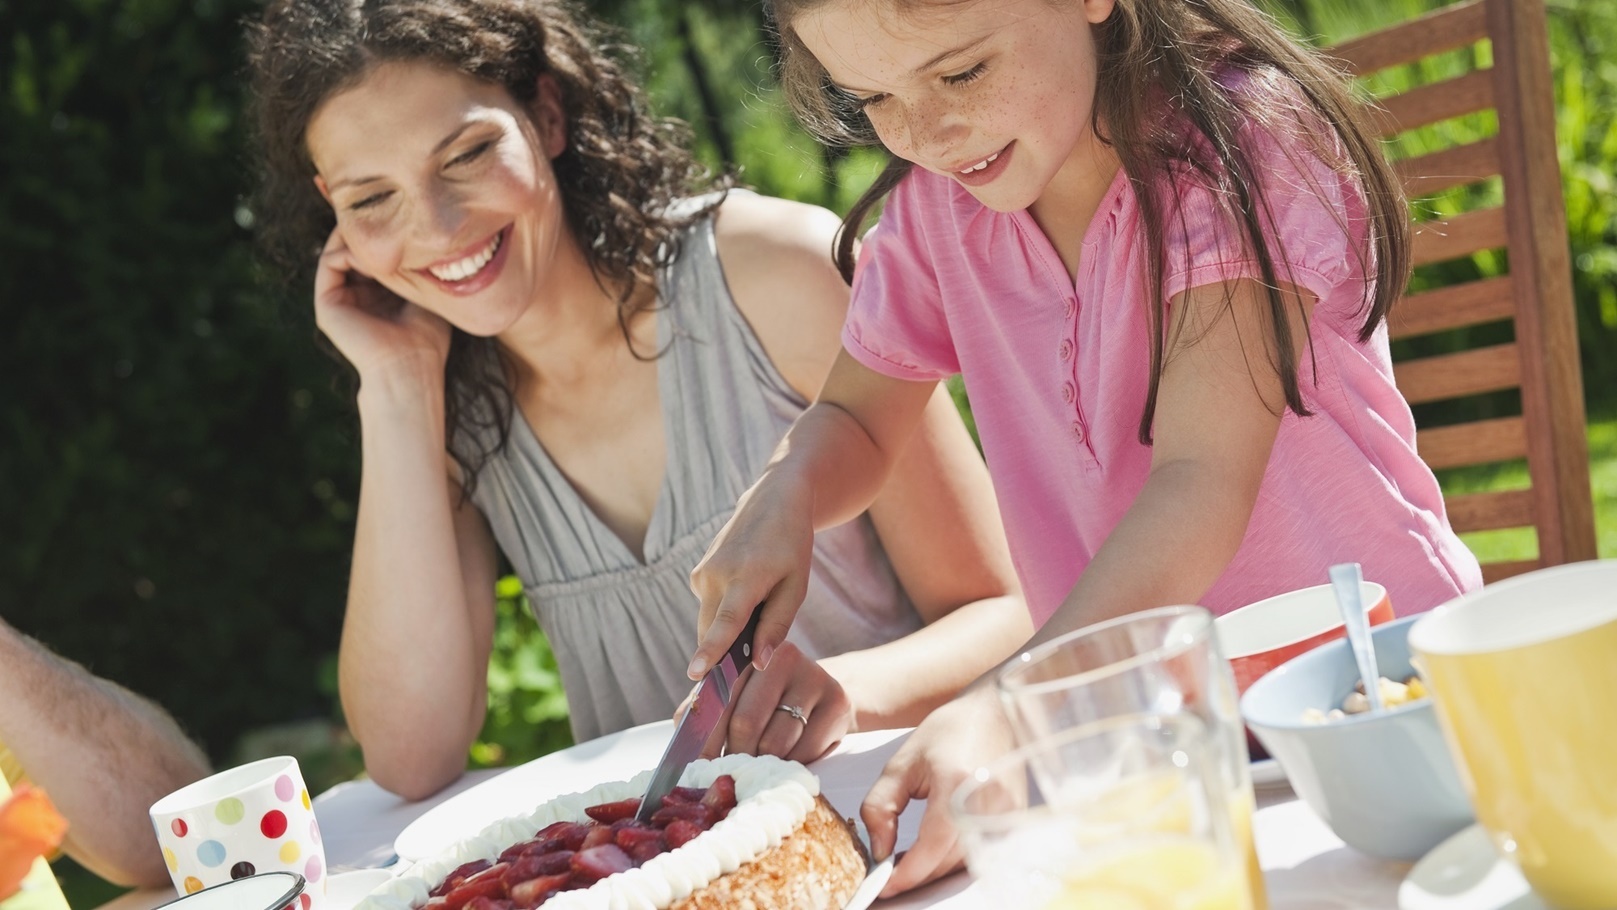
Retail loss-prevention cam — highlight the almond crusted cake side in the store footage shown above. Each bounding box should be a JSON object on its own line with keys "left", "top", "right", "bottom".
{"left": 671, "top": 795, "right": 869, "bottom": 910}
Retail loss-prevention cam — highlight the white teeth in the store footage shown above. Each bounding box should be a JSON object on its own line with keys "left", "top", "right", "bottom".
{"left": 429, "top": 232, "right": 502, "bottom": 282}
{"left": 959, "top": 152, "right": 1000, "bottom": 174}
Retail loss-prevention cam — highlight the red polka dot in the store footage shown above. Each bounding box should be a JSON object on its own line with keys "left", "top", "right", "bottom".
{"left": 171, "top": 819, "right": 188, "bottom": 837}
{"left": 299, "top": 894, "right": 311, "bottom": 909}
{"left": 260, "top": 809, "right": 288, "bottom": 838}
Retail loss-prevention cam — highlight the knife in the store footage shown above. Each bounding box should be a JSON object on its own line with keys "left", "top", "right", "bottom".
{"left": 635, "top": 608, "right": 764, "bottom": 822}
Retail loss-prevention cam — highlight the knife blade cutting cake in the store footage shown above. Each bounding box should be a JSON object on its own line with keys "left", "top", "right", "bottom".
{"left": 354, "top": 753, "right": 869, "bottom": 910}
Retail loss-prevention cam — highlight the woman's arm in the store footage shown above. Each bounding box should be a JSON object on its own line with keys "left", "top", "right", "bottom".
{"left": 315, "top": 228, "right": 500, "bottom": 801}
{"left": 0, "top": 620, "right": 210, "bottom": 887}
{"left": 336, "top": 373, "right": 501, "bottom": 801}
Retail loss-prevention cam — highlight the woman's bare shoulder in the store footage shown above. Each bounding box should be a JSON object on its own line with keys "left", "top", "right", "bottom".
{"left": 711, "top": 191, "right": 851, "bottom": 400}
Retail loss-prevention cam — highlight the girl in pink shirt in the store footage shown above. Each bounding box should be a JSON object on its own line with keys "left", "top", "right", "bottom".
{"left": 688, "top": 0, "right": 1483, "bottom": 892}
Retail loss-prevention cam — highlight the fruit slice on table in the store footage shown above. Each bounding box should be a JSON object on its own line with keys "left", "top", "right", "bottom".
{"left": 0, "top": 784, "right": 68, "bottom": 900}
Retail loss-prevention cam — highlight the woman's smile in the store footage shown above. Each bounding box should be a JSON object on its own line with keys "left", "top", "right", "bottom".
{"left": 418, "top": 224, "right": 513, "bottom": 295}
{"left": 306, "top": 62, "right": 578, "bottom": 338}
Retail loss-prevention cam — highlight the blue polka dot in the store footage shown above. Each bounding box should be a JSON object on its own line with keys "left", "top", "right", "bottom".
{"left": 197, "top": 840, "right": 227, "bottom": 868}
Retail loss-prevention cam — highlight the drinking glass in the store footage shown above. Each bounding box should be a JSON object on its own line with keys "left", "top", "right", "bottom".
{"left": 952, "top": 713, "right": 1251, "bottom": 910}
{"left": 997, "top": 606, "right": 1265, "bottom": 909}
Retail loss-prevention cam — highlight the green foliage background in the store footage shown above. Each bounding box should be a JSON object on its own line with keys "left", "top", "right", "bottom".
{"left": 0, "top": 3, "right": 1613, "bottom": 900}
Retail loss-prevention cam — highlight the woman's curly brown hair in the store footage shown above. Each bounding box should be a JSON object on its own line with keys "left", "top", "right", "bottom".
{"left": 246, "top": 0, "right": 722, "bottom": 490}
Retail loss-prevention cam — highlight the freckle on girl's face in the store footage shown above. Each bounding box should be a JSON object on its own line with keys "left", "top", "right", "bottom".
{"left": 795, "top": 0, "right": 1116, "bottom": 212}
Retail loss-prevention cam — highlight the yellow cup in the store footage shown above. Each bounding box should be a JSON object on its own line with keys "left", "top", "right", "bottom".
{"left": 1408, "top": 560, "right": 1617, "bottom": 910}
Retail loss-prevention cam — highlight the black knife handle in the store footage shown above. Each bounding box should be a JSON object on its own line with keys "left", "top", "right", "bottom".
{"left": 726, "top": 605, "right": 766, "bottom": 670}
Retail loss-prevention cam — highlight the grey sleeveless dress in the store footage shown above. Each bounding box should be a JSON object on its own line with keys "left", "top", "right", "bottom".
{"left": 468, "top": 199, "right": 923, "bottom": 742}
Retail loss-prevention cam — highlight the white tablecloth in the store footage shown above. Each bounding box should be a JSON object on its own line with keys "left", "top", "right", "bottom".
{"left": 96, "top": 729, "right": 1408, "bottom": 910}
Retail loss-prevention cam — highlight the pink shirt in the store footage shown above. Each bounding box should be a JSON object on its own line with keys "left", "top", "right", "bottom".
{"left": 844, "top": 128, "right": 1482, "bottom": 628}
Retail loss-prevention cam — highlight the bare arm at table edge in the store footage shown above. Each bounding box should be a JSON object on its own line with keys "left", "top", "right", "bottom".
{"left": 0, "top": 619, "right": 210, "bottom": 887}
{"left": 335, "top": 367, "right": 500, "bottom": 802}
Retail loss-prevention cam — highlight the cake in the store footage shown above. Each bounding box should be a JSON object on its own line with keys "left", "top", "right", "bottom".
{"left": 356, "top": 753, "right": 870, "bottom": 910}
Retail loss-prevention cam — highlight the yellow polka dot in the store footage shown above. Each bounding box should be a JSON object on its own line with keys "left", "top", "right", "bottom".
{"left": 184, "top": 877, "right": 204, "bottom": 894}
{"left": 301, "top": 790, "right": 310, "bottom": 810}
{"left": 163, "top": 847, "right": 178, "bottom": 872}
{"left": 280, "top": 841, "right": 301, "bottom": 863}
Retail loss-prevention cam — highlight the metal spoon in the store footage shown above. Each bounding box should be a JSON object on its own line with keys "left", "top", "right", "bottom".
{"left": 1328, "top": 562, "right": 1385, "bottom": 714}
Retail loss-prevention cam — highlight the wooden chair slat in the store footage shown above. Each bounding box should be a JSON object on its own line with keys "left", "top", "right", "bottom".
{"left": 1389, "top": 276, "right": 1515, "bottom": 340}
{"left": 1327, "top": 0, "right": 1595, "bottom": 575}
{"left": 1329, "top": 0, "right": 1487, "bottom": 77}
{"left": 1447, "top": 488, "right": 1535, "bottom": 533}
{"left": 1487, "top": 0, "right": 1599, "bottom": 565}
{"left": 1366, "top": 69, "right": 1495, "bottom": 139}
{"left": 1479, "top": 559, "right": 1541, "bottom": 583}
{"left": 1397, "top": 137, "right": 1501, "bottom": 197}
{"left": 1394, "top": 343, "right": 1520, "bottom": 406}
{"left": 1416, "top": 416, "right": 1527, "bottom": 471}
{"left": 1411, "top": 206, "right": 1508, "bottom": 267}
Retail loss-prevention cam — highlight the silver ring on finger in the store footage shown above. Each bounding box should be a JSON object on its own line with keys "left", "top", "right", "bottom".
{"left": 776, "top": 703, "right": 809, "bottom": 727}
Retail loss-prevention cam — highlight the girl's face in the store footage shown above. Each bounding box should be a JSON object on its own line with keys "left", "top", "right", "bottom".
{"left": 795, "top": 0, "right": 1116, "bottom": 212}
{"left": 306, "top": 62, "right": 570, "bottom": 337}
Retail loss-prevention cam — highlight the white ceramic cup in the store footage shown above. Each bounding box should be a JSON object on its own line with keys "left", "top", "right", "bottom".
{"left": 149, "top": 756, "right": 326, "bottom": 908}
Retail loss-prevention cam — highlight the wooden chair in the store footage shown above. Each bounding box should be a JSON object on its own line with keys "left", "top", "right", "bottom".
{"left": 1326, "top": 0, "right": 1597, "bottom": 582}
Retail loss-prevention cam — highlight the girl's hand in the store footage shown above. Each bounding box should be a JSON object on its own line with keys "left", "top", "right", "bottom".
{"left": 861, "top": 687, "right": 1015, "bottom": 897}
{"left": 687, "top": 477, "right": 816, "bottom": 679}
{"left": 314, "top": 227, "right": 451, "bottom": 381}
{"left": 689, "top": 642, "right": 852, "bottom": 764}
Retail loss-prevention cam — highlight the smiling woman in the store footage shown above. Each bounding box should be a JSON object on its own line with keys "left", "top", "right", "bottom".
{"left": 244, "top": 0, "right": 1029, "bottom": 803}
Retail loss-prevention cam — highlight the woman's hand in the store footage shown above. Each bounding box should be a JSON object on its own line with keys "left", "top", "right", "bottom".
{"left": 315, "top": 226, "right": 451, "bottom": 381}
{"left": 687, "top": 476, "right": 817, "bottom": 679}
{"left": 861, "top": 686, "right": 1016, "bottom": 897}
{"left": 689, "top": 642, "right": 853, "bottom": 764}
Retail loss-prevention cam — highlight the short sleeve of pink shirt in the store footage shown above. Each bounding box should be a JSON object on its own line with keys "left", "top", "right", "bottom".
{"left": 843, "top": 177, "right": 958, "bottom": 383}
{"left": 1159, "top": 112, "right": 1371, "bottom": 317}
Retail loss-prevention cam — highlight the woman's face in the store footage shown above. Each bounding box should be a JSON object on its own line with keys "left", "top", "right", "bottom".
{"left": 794, "top": 0, "right": 1116, "bottom": 213}
{"left": 306, "top": 61, "right": 569, "bottom": 337}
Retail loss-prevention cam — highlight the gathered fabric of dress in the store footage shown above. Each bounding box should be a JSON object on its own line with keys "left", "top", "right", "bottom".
{"left": 468, "top": 195, "right": 922, "bottom": 742}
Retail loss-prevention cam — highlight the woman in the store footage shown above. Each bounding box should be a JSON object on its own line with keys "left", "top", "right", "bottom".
{"left": 245, "top": 0, "right": 1028, "bottom": 799}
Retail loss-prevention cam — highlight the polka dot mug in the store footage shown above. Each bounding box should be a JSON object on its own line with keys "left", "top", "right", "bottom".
{"left": 149, "top": 756, "right": 326, "bottom": 909}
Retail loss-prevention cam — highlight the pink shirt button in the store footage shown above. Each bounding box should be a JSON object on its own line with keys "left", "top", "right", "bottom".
{"left": 1059, "top": 339, "right": 1074, "bottom": 361}
{"left": 1071, "top": 421, "right": 1085, "bottom": 443}
{"left": 1061, "top": 382, "right": 1076, "bottom": 404}
{"left": 1064, "top": 299, "right": 1076, "bottom": 319}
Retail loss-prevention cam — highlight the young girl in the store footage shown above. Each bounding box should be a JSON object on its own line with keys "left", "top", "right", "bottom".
{"left": 687, "top": 0, "right": 1483, "bottom": 892}
{"left": 245, "top": 0, "right": 1029, "bottom": 800}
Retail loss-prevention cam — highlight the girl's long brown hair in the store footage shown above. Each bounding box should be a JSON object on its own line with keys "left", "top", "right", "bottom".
{"left": 772, "top": 0, "right": 1409, "bottom": 443}
{"left": 247, "top": 0, "right": 721, "bottom": 489}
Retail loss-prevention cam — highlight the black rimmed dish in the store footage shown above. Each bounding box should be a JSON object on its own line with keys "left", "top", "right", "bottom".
{"left": 156, "top": 871, "right": 306, "bottom": 910}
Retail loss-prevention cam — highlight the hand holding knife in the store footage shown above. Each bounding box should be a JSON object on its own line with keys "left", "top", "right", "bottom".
{"left": 635, "top": 609, "right": 765, "bottom": 822}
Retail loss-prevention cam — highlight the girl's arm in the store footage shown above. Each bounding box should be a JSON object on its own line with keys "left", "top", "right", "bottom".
{"left": 821, "top": 387, "right": 1031, "bottom": 731}
{"left": 691, "top": 193, "right": 991, "bottom": 690}
{"left": 862, "top": 276, "right": 1308, "bottom": 894}
{"left": 315, "top": 228, "right": 500, "bottom": 801}
{"left": 692, "top": 380, "right": 1030, "bottom": 763}
{"left": 1033, "top": 275, "right": 1307, "bottom": 646}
